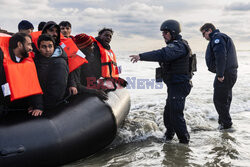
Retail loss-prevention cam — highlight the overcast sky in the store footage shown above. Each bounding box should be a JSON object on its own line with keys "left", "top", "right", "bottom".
{"left": 1, "top": 0, "right": 250, "bottom": 54}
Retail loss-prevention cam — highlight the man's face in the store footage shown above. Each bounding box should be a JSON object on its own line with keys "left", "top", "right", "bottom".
{"left": 99, "top": 31, "right": 112, "bottom": 46}
{"left": 46, "top": 27, "right": 58, "bottom": 41}
{"left": 60, "top": 26, "right": 71, "bottom": 38}
{"left": 39, "top": 40, "right": 54, "bottom": 58}
{"left": 20, "top": 36, "right": 33, "bottom": 58}
{"left": 201, "top": 29, "right": 212, "bottom": 41}
{"left": 162, "top": 31, "right": 172, "bottom": 43}
{"left": 19, "top": 28, "right": 33, "bottom": 35}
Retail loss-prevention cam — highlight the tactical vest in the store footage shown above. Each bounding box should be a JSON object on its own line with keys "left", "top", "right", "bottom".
{"left": 163, "top": 40, "right": 196, "bottom": 77}
{"left": 163, "top": 40, "right": 189, "bottom": 75}
{"left": 164, "top": 55, "right": 189, "bottom": 75}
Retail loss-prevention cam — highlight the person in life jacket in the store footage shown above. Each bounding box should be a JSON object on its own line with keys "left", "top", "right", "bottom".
{"left": 93, "top": 28, "right": 118, "bottom": 79}
{"left": 41, "top": 21, "right": 77, "bottom": 96}
{"left": 70, "top": 33, "right": 108, "bottom": 100}
{"left": 0, "top": 28, "right": 14, "bottom": 36}
{"left": 92, "top": 28, "right": 127, "bottom": 89}
{"left": 129, "top": 20, "right": 193, "bottom": 144}
{"left": 18, "top": 20, "right": 34, "bottom": 35}
{"left": 38, "top": 21, "right": 46, "bottom": 31}
{"left": 0, "top": 33, "right": 43, "bottom": 117}
{"left": 34, "top": 34, "right": 69, "bottom": 109}
{"left": 59, "top": 21, "right": 74, "bottom": 39}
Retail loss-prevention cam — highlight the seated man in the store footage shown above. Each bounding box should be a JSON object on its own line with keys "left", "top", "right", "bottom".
{"left": 34, "top": 34, "right": 69, "bottom": 109}
{"left": 71, "top": 33, "right": 108, "bottom": 100}
{"left": 92, "top": 28, "right": 127, "bottom": 89}
{"left": 42, "top": 21, "right": 77, "bottom": 95}
{"left": 18, "top": 20, "right": 34, "bottom": 35}
{"left": 0, "top": 33, "right": 43, "bottom": 116}
{"left": 93, "top": 28, "right": 118, "bottom": 79}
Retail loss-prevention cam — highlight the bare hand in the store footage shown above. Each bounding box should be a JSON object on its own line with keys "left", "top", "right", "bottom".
{"left": 129, "top": 55, "right": 140, "bottom": 63}
{"left": 217, "top": 76, "right": 224, "bottom": 82}
{"left": 69, "top": 86, "right": 78, "bottom": 95}
{"left": 28, "top": 109, "right": 43, "bottom": 116}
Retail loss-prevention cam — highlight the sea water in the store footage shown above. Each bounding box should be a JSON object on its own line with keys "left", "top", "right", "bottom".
{"left": 65, "top": 51, "right": 250, "bottom": 167}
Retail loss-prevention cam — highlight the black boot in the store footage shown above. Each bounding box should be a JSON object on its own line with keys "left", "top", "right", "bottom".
{"left": 165, "top": 131, "right": 175, "bottom": 141}
{"left": 218, "top": 123, "right": 232, "bottom": 130}
{"left": 178, "top": 133, "right": 190, "bottom": 144}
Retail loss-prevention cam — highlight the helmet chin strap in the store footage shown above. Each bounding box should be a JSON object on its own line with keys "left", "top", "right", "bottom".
{"left": 169, "top": 31, "right": 177, "bottom": 40}
{"left": 166, "top": 32, "right": 175, "bottom": 44}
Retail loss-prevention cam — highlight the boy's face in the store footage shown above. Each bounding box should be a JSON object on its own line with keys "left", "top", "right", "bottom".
{"left": 60, "top": 26, "right": 71, "bottom": 38}
{"left": 39, "top": 40, "right": 54, "bottom": 58}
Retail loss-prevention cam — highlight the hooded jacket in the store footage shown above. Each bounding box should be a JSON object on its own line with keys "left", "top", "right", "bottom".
{"left": 38, "top": 21, "right": 71, "bottom": 109}
{"left": 34, "top": 52, "right": 69, "bottom": 109}
{"left": 42, "top": 21, "right": 61, "bottom": 46}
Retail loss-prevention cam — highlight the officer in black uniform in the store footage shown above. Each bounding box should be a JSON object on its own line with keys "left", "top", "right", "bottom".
{"left": 130, "top": 20, "right": 193, "bottom": 144}
{"left": 200, "top": 23, "right": 238, "bottom": 129}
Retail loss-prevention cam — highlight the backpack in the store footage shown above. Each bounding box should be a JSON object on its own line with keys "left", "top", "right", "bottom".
{"left": 189, "top": 53, "right": 197, "bottom": 76}
{"left": 183, "top": 40, "right": 197, "bottom": 77}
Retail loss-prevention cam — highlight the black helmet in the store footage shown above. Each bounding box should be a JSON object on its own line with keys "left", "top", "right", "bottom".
{"left": 160, "top": 20, "right": 181, "bottom": 36}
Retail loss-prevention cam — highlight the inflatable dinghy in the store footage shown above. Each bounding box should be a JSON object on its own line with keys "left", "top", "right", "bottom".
{"left": 0, "top": 88, "right": 130, "bottom": 166}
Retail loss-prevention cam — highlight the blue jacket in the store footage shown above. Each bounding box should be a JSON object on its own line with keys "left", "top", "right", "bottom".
{"left": 139, "top": 35, "right": 190, "bottom": 83}
{"left": 206, "top": 29, "right": 238, "bottom": 77}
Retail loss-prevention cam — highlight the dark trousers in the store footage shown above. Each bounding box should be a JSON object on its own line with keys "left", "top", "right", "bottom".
{"left": 213, "top": 70, "right": 237, "bottom": 127}
{"left": 0, "top": 98, "right": 29, "bottom": 117}
{"left": 164, "top": 80, "right": 192, "bottom": 142}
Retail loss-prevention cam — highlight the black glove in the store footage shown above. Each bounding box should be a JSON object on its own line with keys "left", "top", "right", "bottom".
{"left": 85, "top": 88, "right": 108, "bottom": 100}
{"left": 116, "top": 77, "right": 128, "bottom": 87}
{"left": 95, "top": 90, "right": 108, "bottom": 100}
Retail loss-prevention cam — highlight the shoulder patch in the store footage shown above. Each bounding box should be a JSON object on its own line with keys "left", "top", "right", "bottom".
{"left": 214, "top": 39, "right": 220, "bottom": 44}
{"left": 167, "top": 43, "right": 175, "bottom": 48}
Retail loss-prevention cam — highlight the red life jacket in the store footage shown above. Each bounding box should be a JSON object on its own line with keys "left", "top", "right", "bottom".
{"left": 92, "top": 37, "right": 119, "bottom": 79}
{"left": 0, "top": 36, "right": 43, "bottom": 101}
{"left": 31, "top": 31, "right": 88, "bottom": 73}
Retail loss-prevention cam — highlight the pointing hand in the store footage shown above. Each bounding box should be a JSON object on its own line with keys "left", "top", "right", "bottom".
{"left": 129, "top": 55, "right": 140, "bottom": 63}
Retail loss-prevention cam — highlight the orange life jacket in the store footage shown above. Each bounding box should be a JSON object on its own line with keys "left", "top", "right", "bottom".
{"left": 0, "top": 33, "right": 11, "bottom": 37}
{"left": 0, "top": 36, "right": 43, "bottom": 101}
{"left": 60, "top": 37, "right": 88, "bottom": 73}
{"left": 30, "top": 31, "right": 42, "bottom": 49}
{"left": 31, "top": 31, "right": 88, "bottom": 73}
{"left": 93, "top": 38, "right": 119, "bottom": 79}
